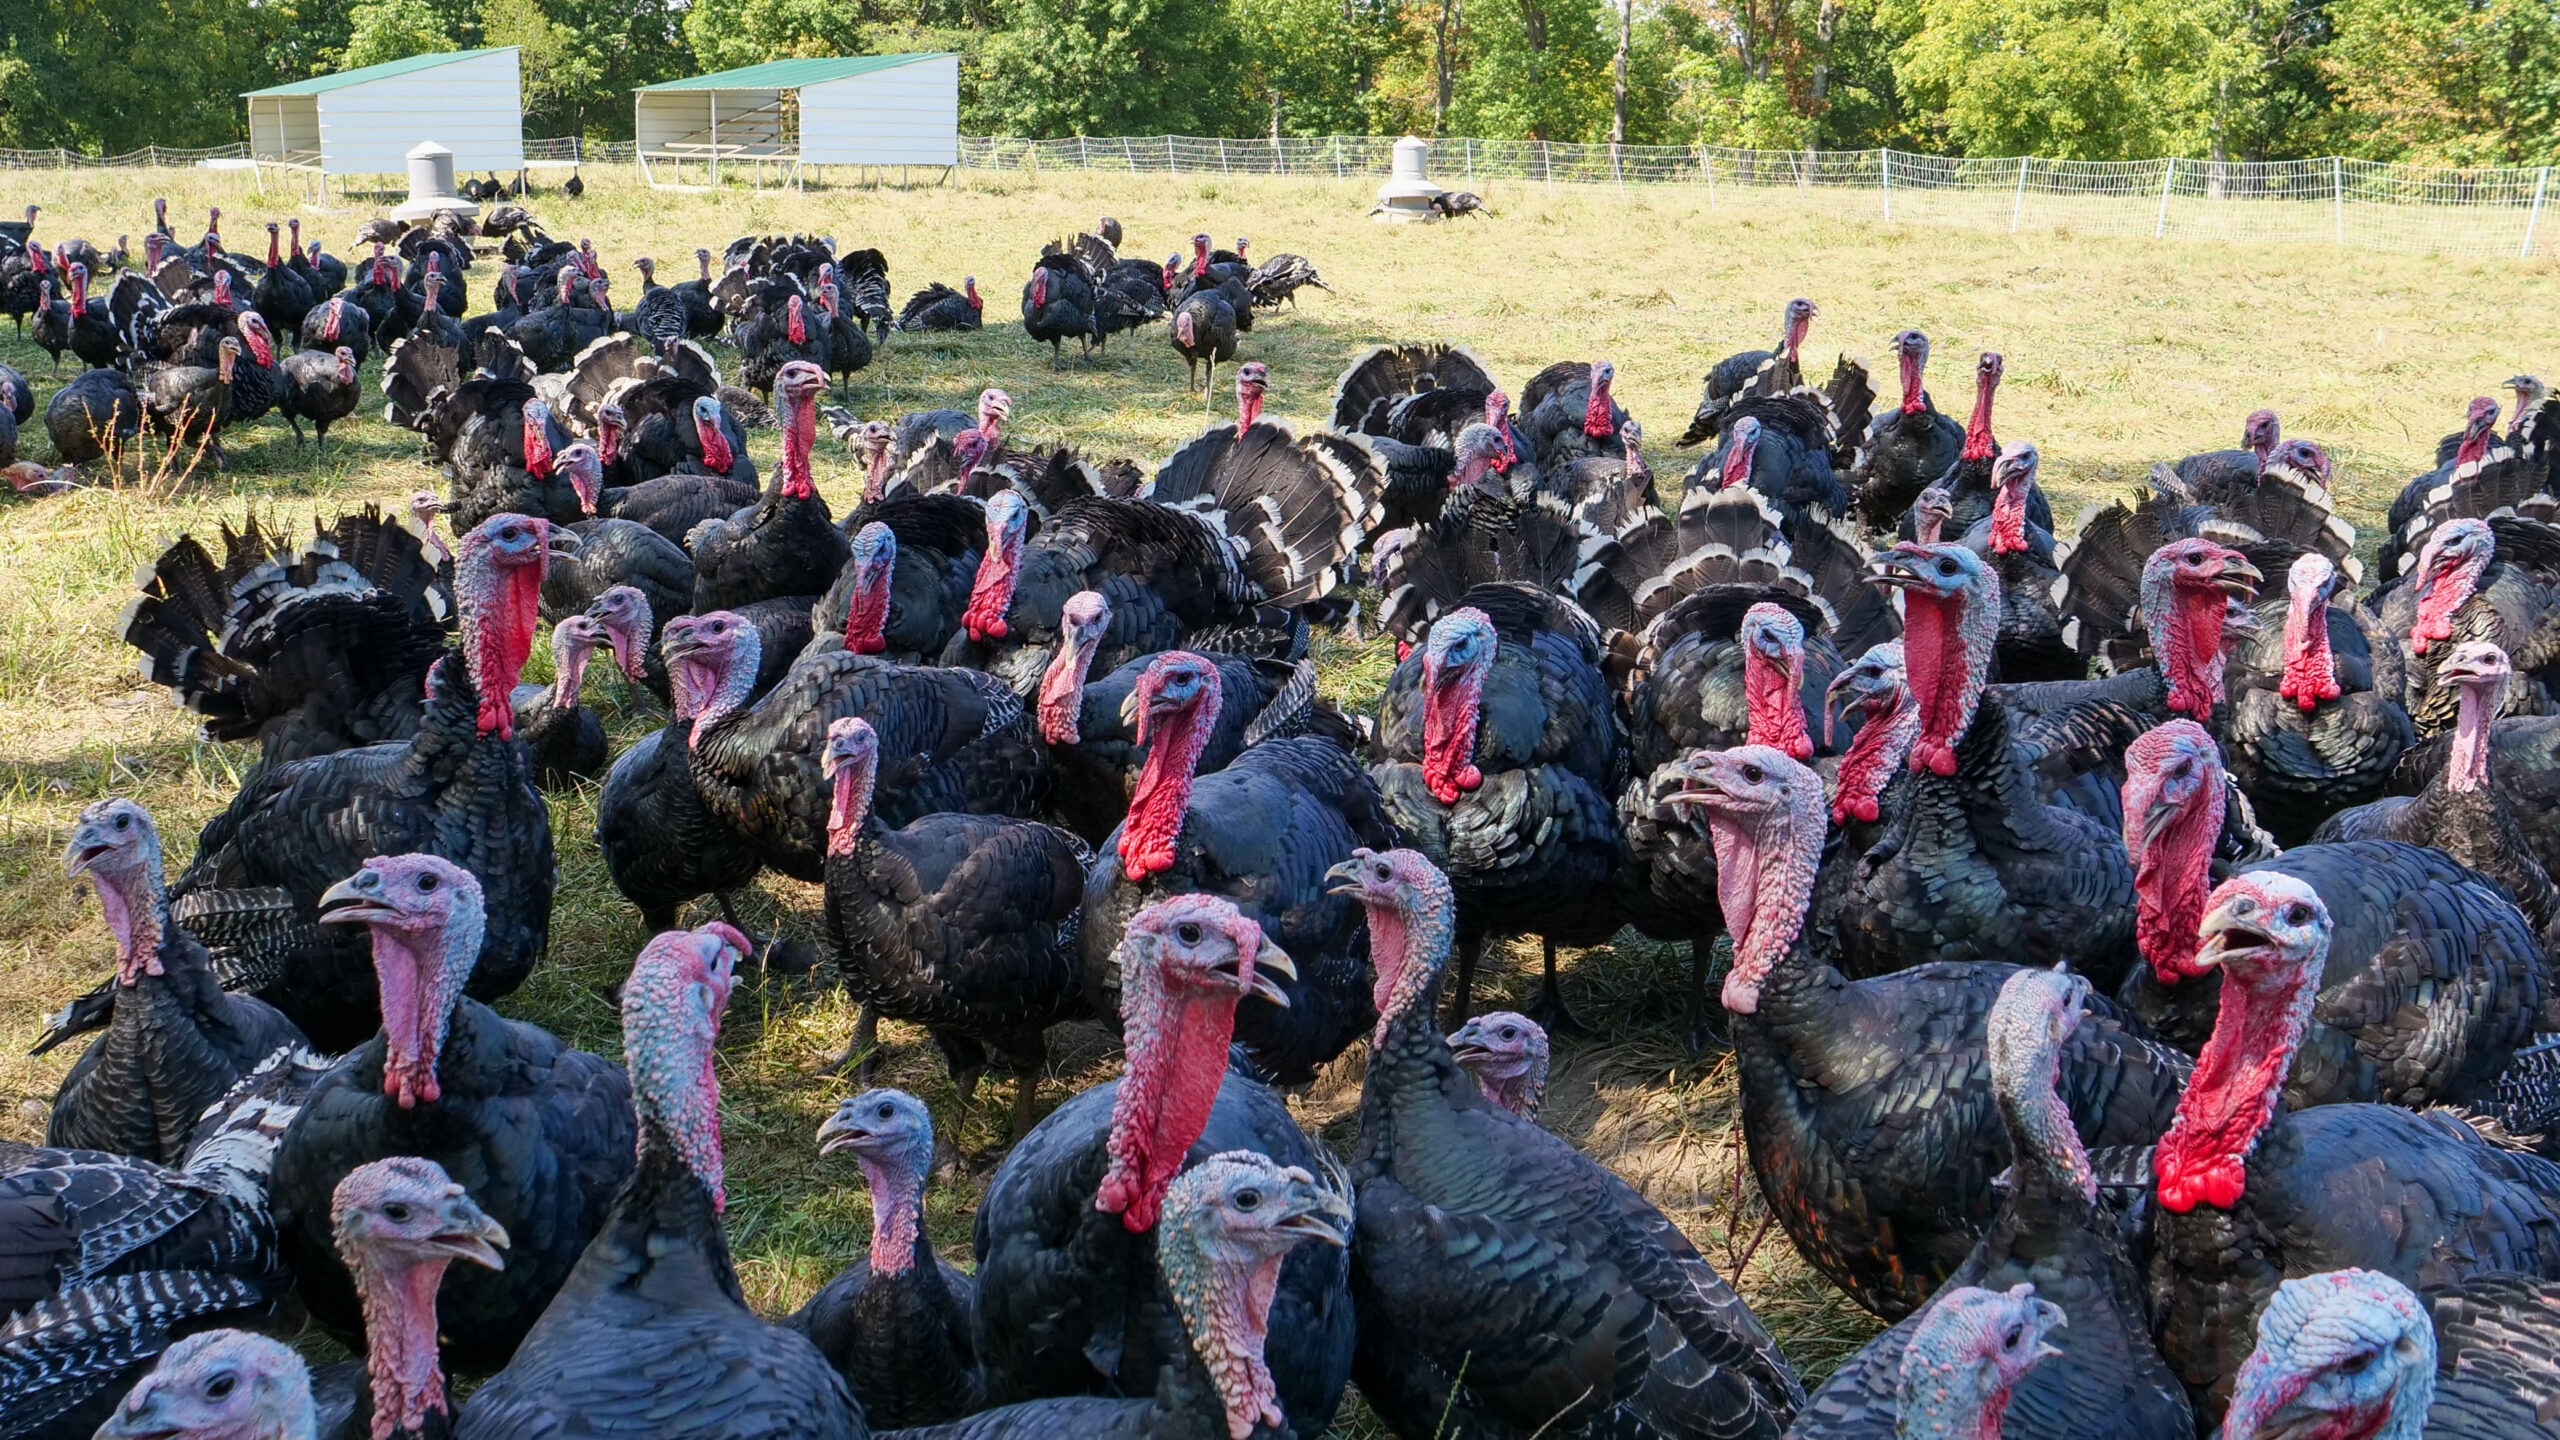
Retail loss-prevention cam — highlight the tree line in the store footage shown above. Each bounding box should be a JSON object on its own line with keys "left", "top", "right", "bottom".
{"left": 2, "top": 0, "right": 2553, "bottom": 166}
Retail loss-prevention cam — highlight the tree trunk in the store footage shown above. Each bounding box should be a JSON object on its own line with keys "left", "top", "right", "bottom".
{"left": 1808, "top": 0, "right": 1838, "bottom": 164}
{"left": 2209, "top": 76, "right": 2230, "bottom": 199}
{"left": 1611, "top": 0, "right": 1630, "bottom": 146}
{"left": 1434, "top": 0, "right": 1459, "bottom": 132}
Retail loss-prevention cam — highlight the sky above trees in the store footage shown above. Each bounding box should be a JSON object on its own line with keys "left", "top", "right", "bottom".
{"left": 2, "top": 0, "right": 2553, "bottom": 164}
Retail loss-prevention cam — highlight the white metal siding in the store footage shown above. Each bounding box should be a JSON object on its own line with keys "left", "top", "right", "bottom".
{"left": 318, "top": 51, "right": 524, "bottom": 174}
{"left": 796, "top": 57, "right": 958, "bottom": 166}
{"left": 635, "top": 93, "right": 714, "bottom": 151}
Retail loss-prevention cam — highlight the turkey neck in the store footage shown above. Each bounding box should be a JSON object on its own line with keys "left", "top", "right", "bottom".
{"left": 351, "top": 1240, "right": 460, "bottom": 1440}
{"left": 1037, "top": 626, "right": 1103, "bottom": 744}
{"left": 1986, "top": 465, "right": 2031, "bottom": 555}
{"left": 1420, "top": 651, "right": 1487, "bottom": 803}
{"left": 1096, "top": 949, "right": 1243, "bottom": 1233}
{"left": 2141, "top": 566, "right": 2230, "bottom": 720}
{"left": 2131, "top": 780, "right": 2222, "bottom": 986}
{"left": 88, "top": 847, "right": 168, "bottom": 987}
{"left": 1705, "top": 766, "right": 1825, "bottom": 1021}
{"left": 1159, "top": 1197, "right": 1294, "bottom": 1440}
{"left": 857, "top": 1144, "right": 927, "bottom": 1278}
{"left": 840, "top": 549, "right": 892, "bottom": 656}
{"left": 676, "top": 627, "right": 759, "bottom": 748}
{"left": 1961, "top": 364, "right": 2000, "bottom": 462}
{"left": 1902, "top": 575, "right": 1999, "bottom": 777}
{"left": 2154, "top": 938, "right": 2321, "bottom": 1214}
{"left": 1743, "top": 638, "right": 1812, "bottom": 761}
{"left": 1119, "top": 684, "right": 1219, "bottom": 883}
{"left": 825, "top": 744, "right": 877, "bottom": 861}
{"left": 2411, "top": 543, "right": 2489, "bottom": 654}
{"left": 548, "top": 632, "right": 592, "bottom": 712}
{"left": 776, "top": 384, "right": 818, "bottom": 501}
{"left": 373, "top": 895, "right": 482, "bottom": 1109}
{"left": 1350, "top": 870, "right": 1477, "bottom": 1178}
{"left": 1987, "top": 999, "right": 2096, "bottom": 1225}
{"left": 2448, "top": 672, "right": 2500, "bottom": 799}
{"left": 454, "top": 530, "right": 544, "bottom": 741}
{"left": 1830, "top": 691, "right": 1916, "bottom": 824}
{"left": 1898, "top": 346, "right": 1926, "bottom": 415}
{"left": 694, "top": 411, "right": 733, "bottom": 475}
{"left": 2278, "top": 580, "right": 2340, "bottom": 710}
{"left": 1580, "top": 370, "right": 1615, "bottom": 439}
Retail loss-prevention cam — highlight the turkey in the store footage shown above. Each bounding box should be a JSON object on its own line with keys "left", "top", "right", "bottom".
{"left": 543, "top": 492, "right": 690, "bottom": 625}
{"left": 509, "top": 615, "right": 614, "bottom": 786}
{"left": 1168, "top": 285, "right": 1237, "bottom": 397}
{"left": 593, "top": 639, "right": 767, "bottom": 932}
{"left": 120, "top": 506, "right": 452, "bottom": 768}
{"left": 2372, "top": 517, "right": 2560, "bottom": 739}
{"left": 818, "top": 716, "right": 1089, "bottom": 1138}
{"left": 970, "top": 894, "right": 1355, "bottom": 1438}
{"left": 2121, "top": 719, "right": 2550, "bottom": 1095}
{"left": 941, "top": 374, "right": 1370, "bottom": 692}
{"left": 42, "top": 366, "right": 141, "bottom": 466}
{"left": 417, "top": 378, "right": 584, "bottom": 533}
{"left": 659, "top": 607, "right": 1049, "bottom": 883}
{"left": 1168, "top": 233, "right": 1255, "bottom": 338}
{"left": 811, "top": 272, "right": 873, "bottom": 389}
{"left": 2223, "top": 550, "right": 2412, "bottom": 844}
{"left": 268, "top": 855, "right": 635, "bottom": 1370}
{"left": 1241, "top": 249, "right": 1327, "bottom": 311}
{"left": 453, "top": 926, "right": 865, "bottom": 1440}
{"left": 0, "top": 1053, "right": 315, "bottom": 1440}
{"left": 1079, "top": 654, "right": 1395, "bottom": 1085}
{"left": 2376, "top": 392, "right": 2560, "bottom": 585}
{"left": 1444, "top": 1010, "right": 1549, "bottom": 1120}
{"left": 2144, "top": 870, "right": 2560, "bottom": 1420}
{"left": 1518, "top": 357, "right": 1632, "bottom": 471}
{"left": 691, "top": 362, "right": 851, "bottom": 612}
{"left": 1326, "top": 340, "right": 1502, "bottom": 448}
{"left": 2051, "top": 442, "right": 2352, "bottom": 676}
{"left": 2218, "top": 1268, "right": 2560, "bottom": 1440}
{"left": 1889, "top": 353, "right": 2046, "bottom": 540}
{"left": 811, "top": 498, "right": 982, "bottom": 663}
{"left": 1372, "top": 592, "right": 1623, "bottom": 1029}
{"left": 1034, "top": 590, "right": 1334, "bottom": 844}
{"left": 1785, "top": 968, "right": 2193, "bottom": 1440}
{"left": 880, "top": 1152, "right": 1351, "bottom": 1440}
{"left": 138, "top": 335, "right": 238, "bottom": 468}
{"left": 897, "top": 276, "right": 982, "bottom": 331}
{"left": 164, "top": 514, "right": 561, "bottom": 1050}
{"left": 1674, "top": 296, "right": 1817, "bottom": 448}
{"left": 277, "top": 345, "right": 359, "bottom": 447}
{"left": 1332, "top": 847, "right": 1804, "bottom": 1440}
{"left": 1849, "top": 328, "right": 1966, "bottom": 529}
{"left": 507, "top": 267, "right": 614, "bottom": 374}
{"left": 627, "top": 256, "right": 693, "bottom": 356}
{"left": 1680, "top": 746, "right": 2191, "bottom": 1320}
{"left": 784, "top": 1090, "right": 983, "bottom": 1426}
{"left": 1827, "top": 541, "right": 2168, "bottom": 985}
{"left": 44, "top": 800, "right": 305, "bottom": 1167}
{"left": 1955, "top": 440, "right": 2081, "bottom": 682}
{"left": 1365, "top": 461, "right": 1594, "bottom": 646}
{"left": 1021, "top": 252, "right": 1096, "bottom": 366}
{"left": 2165, "top": 408, "right": 2288, "bottom": 500}
{"left": 2313, "top": 641, "right": 2560, "bottom": 942}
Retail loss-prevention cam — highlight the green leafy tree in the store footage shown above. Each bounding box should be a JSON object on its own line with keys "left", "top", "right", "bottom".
{"left": 334, "top": 0, "right": 467, "bottom": 67}
{"left": 1878, "top": 0, "right": 2257, "bottom": 157}
{"left": 1446, "top": 0, "right": 1618, "bottom": 139}
{"left": 2323, "top": 0, "right": 2560, "bottom": 163}
{"left": 681, "top": 0, "right": 871, "bottom": 72}
{"left": 975, "top": 0, "right": 1253, "bottom": 136}
{"left": 0, "top": 0, "right": 292, "bottom": 149}
{"left": 1237, "top": 0, "right": 1409, "bottom": 136}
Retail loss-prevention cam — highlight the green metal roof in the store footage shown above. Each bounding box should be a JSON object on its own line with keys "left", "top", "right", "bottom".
{"left": 245, "top": 47, "right": 515, "bottom": 98}
{"left": 636, "top": 53, "right": 951, "bottom": 92}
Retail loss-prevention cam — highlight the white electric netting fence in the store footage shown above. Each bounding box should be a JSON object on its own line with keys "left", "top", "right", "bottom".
{"left": 957, "top": 136, "right": 2560, "bottom": 259}
{"left": 6, "top": 135, "right": 2551, "bottom": 258}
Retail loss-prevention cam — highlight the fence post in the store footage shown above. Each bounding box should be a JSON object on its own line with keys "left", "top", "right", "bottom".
{"left": 1274, "top": 138, "right": 1285, "bottom": 176}
{"left": 1167, "top": 135, "right": 1177, "bottom": 171}
{"left": 2154, "top": 157, "right": 2175, "bottom": 237}
{"left": 1079, "top": 135, "right": 1089, "bottom": 168}
{"left": 1612, "top": 142, "right": 1624, "bottom": 195}
{"left": 1880, "top": 148, "right": 1892, "bottom": 220}
{"left": 2012, "top": 155, "right": 2029, "bottom": 231}
{"left": 1333, "top": 136, "right": 1342, "bottom": 179}
{"left": 1543, "top": 141, "right": 1552, "bottom": 195}
{"left": 2333, "top": 156, "right": 2345, "bottom": 246}
{"left": 1704, "top": 146, "right": 1715, "bottom": 209}
{"left": 1466, "top": 137, "right": 1474, "bottom": 184}
{"left": 1217, "top": 138, "right": 1229, "bottom": 173}
{"left": 2526, "top": 167, "right": 2551, "bottom": 257}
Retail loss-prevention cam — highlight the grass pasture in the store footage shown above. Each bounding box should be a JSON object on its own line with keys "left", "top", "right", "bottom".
{"left": 2, "top": 163, "right": 2554, "bottom": 1424}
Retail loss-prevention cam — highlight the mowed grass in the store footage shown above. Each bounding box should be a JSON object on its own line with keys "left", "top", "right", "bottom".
{"left": 2, "top": 163, "right": 2554, "bottom": 1423}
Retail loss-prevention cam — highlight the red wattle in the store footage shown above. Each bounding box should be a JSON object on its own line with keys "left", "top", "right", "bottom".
{"left": 1902, "top": 595, "right": 1966, "bottom": 775}
{"left": 1421, "top": 664, "right": 1487, "bottom": 805}
{"left": 2411, "top": 571, "right": 2474, "bottom": 653}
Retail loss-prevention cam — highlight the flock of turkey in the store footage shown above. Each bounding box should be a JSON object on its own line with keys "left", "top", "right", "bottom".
{"left": 3, "top": 194, "right": 2559, "bottom": 1440}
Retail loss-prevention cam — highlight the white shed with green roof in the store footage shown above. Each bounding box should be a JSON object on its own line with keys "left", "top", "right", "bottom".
{"left": 244, "top": 47, "right": 524, "bottom": 176}
{"left": 634, "top": 53, "right": 958, "bottom": 188}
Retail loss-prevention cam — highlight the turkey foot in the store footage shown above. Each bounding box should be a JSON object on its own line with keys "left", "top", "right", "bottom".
{"left": 818, "top": 1002, "right": 881, "bottom": 1079}
{"left": 1526, "top": 938, "right": 1592, "bottom": 1036}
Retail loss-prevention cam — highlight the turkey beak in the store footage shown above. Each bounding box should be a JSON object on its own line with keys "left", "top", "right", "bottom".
{"left": 1864, "top": 552, "right": 1925, "bottom": 590}
{"left": 816, "top": 1107, "right": 872, "bottom": 1156}
{"left": 1235, "top": 939, "right": 1298, "bottom": 1006}
{"left": 429, "top": 1210, "right": 511, "bottom": 1271}
{"left": 2138, "top": 792, "right": 2185, "bottom": 854}
{"left": 2214, "top": 553, "right": 2262, "bottom": 598}
{"left": 2192, "top": 904, "right": 2274, "bottom": 972}
{"left": 1118, "top": 690, "right": 1142, "bottom": 728}
{"left": 316, "top": 872, "right": 397, "bottom": 926}
{"left": 1323, "top": 857, "right": 1368, "bottom": 897}
{"left": 1657, "top": 758, "right": 1726, "bottom": 809}
{"left": 1275, "top": 1186, "right": 1354, "bottom": 1247}
{"left": 64, "top": 832, "right": 113, "bottom": 880}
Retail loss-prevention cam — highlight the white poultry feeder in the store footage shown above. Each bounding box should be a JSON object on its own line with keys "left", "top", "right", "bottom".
{"left": 1374, "top": 136, "right": 1446, "bottom": 222}
{"left": 388, "top": 142, "right": 480, "bottom": 221}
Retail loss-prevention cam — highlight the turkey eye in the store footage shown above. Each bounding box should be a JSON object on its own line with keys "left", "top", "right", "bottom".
{"left": 1936, "top": 559, "right": 1956, "bottom": 576}
{"left": 1499, "top": 1027, "right": 1516, "bottom": 1039}
{"left": 2285, "top": 905, "right": 2311, "bottom": 925}
{"left": 383, "top": 1203, "right": 411, "bottom": 1222}
{"left": 114, "top": 814, "right": 129, "bottom": 829}
{"left": 2001, "top": 1324, "right": 2022, "bottom": 1350}
{"left": 1742, "top": 765, "right": 1763, "bottom": 783}
{"left": 1373, "top": 863, "right": 1391, "bottom": 880}
{"left": 877, "top": 1104, "right": 894, "bottom": 1119}
{"left": 1233, "top": 1189, "right": 1260, "bottom": 1210}
{"left": 1177, "top": 923, "right": 1202, "bottom": 944}
{"left": 206, "top": 1373, "right": 237, "bottom": 1400}
{"left": 2339, "top": 1350, "right": 2374, "bottom": 1375}
{"left": 417, "top": 873, "right": 437, "bottom": 892}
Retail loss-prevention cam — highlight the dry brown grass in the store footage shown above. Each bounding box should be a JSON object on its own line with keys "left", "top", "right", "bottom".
{"left": 2, "top": 162, "right": 2551, "bottom": 1428}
